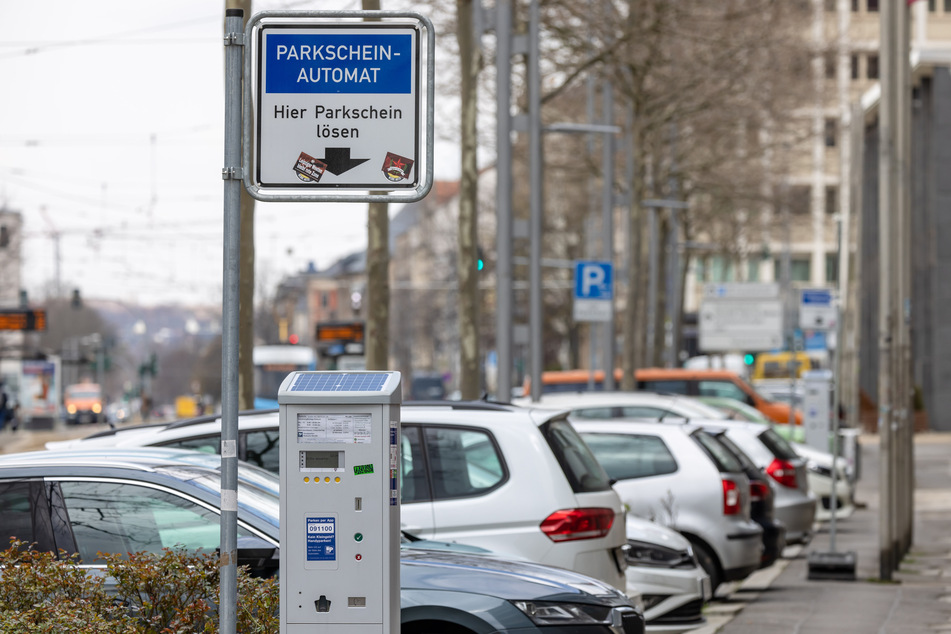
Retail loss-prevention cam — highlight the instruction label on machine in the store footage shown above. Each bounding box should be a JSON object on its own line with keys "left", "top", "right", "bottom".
{"left": 297, "top": 413, "right": 372, "bottom": 443}
{"left": 305, "top": 516, "right": 337, "bottom": 561}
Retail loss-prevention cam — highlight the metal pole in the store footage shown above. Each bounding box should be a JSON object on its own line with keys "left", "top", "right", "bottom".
{"left": 830, "top": 217, "right": 843, "bottom": 552}
{"left": 602, "top": 81, "right": 615, "bottom": 390}
{"left": 878, "top": 0, "right": 896, "bottom": 580}
{"left": 220, "top": 8, "right": 243, "bottom": 633}
{"left": 586, "top": 74, "right": 597, "bottom": 392}
{"left": 496, "top": 0, "right": 513, "bottom": 403}
{"left": 528, "top": 0, "right": 543, "bottom": 402}
{"left": 646, "top": 208, "right": 658, "bottom": 365}
{"left": 896, "top": 0, "right": 913, "bottom": 559}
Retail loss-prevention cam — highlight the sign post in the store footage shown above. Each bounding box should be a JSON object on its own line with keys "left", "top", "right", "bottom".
{"left": 220, "top": 11, "right": 433, "bottom": 634}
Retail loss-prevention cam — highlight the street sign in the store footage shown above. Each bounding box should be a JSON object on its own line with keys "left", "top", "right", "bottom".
{"left": 0, "top": 309, "right": 46, "bottom": 331}
{"left": 699, "top": 283, "right": 783, "bottom": 352}
{"left": 246, "top": 13, "right": 434, "bottom": 202}
{"left": 573, "top": 261, "right": 613, "bottom": 323}
{"left": 799, "top": 288, "right": 836, "bottom": 331}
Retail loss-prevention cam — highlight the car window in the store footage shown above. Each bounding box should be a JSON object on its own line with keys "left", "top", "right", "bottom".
{"left": 244, "top": 429, "right": 281, "bottom": 473}
{"left": 400, "top": 425, "right": 431, "bottom": 503}
{"left": 691, "top": 430, "right": 744, "bottom": 473}
{"left": 422, "top": 426, "right": 507, "bottom": 500}
{"left": 581, "top": 432, "right": 678, "bottom": 480}
{"left": 619, "top": 406, "right": 673, "bottom": 419}
{"left": 640, "top": 380, "right": 688, "bottom": 394}
{"left": 714, "top": 432, "right": 759, "bottom": 472}
{"left": 58, "top": 480, "right": 255, "bottom": 563}
{"left": 757, "top": 428, "right": 800, "bottom": 461}
{"left": 0, "top": 481, "right": 35, "bottom": 545}
{"left": 542, "top": 420, "right": 613, "bottom": 492}
{"left": 160, "top": 435, "right": 220, "bottom": 455}
{"left": 570, "top": 406, "right": 616, "bottom": 419}
{"left": 697, "top": 380, "right": 749, "bottom": 402}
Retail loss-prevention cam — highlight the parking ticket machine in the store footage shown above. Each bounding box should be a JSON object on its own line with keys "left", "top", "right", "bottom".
{"left": 278, "top": 371, "right": 401, "bottom": 634}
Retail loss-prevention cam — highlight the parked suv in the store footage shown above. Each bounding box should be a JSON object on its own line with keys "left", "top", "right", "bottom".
{"left": 572, "top": 420, "right": 763, "bottom": 595}
{"left": 49, "top": 403, "right": 629, "bottom": 592}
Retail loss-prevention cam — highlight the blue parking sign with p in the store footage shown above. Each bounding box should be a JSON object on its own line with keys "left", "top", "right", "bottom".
{"left": 575, "top": 261, "right": 613, "bottom": 300}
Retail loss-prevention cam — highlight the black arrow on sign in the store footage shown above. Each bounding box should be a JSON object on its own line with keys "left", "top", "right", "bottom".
{"left": 318, "top": 147, "right": 370, "bottom": 176}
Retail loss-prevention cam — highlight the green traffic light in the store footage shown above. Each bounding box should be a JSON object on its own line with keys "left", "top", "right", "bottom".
{"left": 744, "top": 354, "right": 754, "bottom": 365}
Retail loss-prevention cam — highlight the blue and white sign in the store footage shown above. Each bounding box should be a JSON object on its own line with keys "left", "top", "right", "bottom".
{"left": 255, "top": 23, "right": 420, "bottom": 190}
{"left": 573, "top": 260, "right": 613, "bottom": 322}
{"left": 799, "top": 288, "right": 836, "bottom": 331}
{"left": 305, "top": 516, "right": 336, "bottom": 562}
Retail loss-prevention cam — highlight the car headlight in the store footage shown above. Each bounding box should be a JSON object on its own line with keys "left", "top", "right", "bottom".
{"left": 512, "top": 601, "right": 612, "bottom": 626}
{"left": 807, "top": 462, "right": 833, "bottom": 478}
{"left": 625, "top": 540, "right": 696, "bottom": 568}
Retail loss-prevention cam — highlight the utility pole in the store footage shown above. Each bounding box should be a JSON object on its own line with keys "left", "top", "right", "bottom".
{"left": 601, "top": 82, "right": 616, "bottom": 389}
{"left": 363, "top": 0, "right": 390, "bottom": 372}
{"left": 495, "top": 0, "right": 514, "bottom": 402}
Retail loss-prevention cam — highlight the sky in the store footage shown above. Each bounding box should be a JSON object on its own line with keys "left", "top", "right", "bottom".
{"left": 0, "top": 0, "right": 461, "bottom": 307}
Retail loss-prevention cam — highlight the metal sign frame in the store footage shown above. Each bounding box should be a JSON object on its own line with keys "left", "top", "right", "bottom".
{"left": 242, "top": 11, "right": 435, "bottom": 203}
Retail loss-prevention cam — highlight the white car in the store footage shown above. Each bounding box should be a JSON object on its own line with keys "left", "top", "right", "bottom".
{"left": 792, "top": 441, "right": 855, "bottom": 521}
{"left": 624, "top": 515, "right": 711, "bottom": 633}
{"left": 49, "top": 403, "right": 629, "bottom": 593}
{"left": 515, "top": 391, "right": 730, "bottom": 422}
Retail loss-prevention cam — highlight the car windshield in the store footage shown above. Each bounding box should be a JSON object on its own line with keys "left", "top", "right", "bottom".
{"left": 158, "top": 466, "right": 280, "bottom": 525}
{"left": 541, "top": 418, "right": 613, "bottom": 493}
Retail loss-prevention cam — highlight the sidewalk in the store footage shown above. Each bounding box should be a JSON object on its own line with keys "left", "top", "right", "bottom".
{"left": 700, "top": 432, "right": 951, "bottom": 633}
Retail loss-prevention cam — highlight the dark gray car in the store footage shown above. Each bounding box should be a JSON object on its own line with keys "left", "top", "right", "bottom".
{"left": 0, "top": 448, "right": 644, "bottom": 634}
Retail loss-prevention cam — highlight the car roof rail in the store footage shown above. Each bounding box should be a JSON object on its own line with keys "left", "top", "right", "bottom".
{"left": 403, "top": 400, "right": 517, "bottom": 412}
{"left": 79, "top": 420, "right": 171, "bottom": 440}
{"left": 164, "top": 407, "right": 278, "bottom": 431}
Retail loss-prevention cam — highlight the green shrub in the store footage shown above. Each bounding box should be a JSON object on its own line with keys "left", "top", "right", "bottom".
{"left": 0, "top": 540, "right": 278, "bottom": 633}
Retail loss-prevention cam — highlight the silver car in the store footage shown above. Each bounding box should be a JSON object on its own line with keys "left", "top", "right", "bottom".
{"left": 573, "top": 420, "right": 764, "bottom": 596}
{"left": 694, "top": 420, "right": 817, "bottom": 545}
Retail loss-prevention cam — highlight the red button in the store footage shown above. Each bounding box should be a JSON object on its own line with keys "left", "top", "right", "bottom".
{"left": 355, "top": 554, "right": 362, "bottom": 561}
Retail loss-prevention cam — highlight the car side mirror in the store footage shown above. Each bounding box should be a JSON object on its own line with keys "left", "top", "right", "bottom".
{"left": 221, "top": 536, "right": 280, "bottom": 579}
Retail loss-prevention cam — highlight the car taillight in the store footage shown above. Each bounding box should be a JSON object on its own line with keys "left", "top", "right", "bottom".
{"left": 540, "top": 508, "right": 615, "bottom": 542}
{"left": 722, "top": 479, "right": 741, "bottom": 516}
{"left": 766, "top": 458, "right": 798, "bottom": 489}
{"left": 749, "top": 480, "right": 771, "bottom": 502}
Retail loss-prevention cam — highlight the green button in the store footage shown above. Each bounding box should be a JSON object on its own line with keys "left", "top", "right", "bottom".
{"left": 354, "top": 533, "right": 364, "bottom": 542}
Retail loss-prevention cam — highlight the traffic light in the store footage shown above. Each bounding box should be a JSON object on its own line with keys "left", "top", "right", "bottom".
{"left": 744, "top": 353, "right": 755, "bottom": 366}
{"left": 477, "top": 246, "right": 485, "bottom": 272}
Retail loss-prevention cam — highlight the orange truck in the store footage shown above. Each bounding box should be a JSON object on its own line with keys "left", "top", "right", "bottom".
{"left": 64, "top": 382, "right": 103, "bottom": 425}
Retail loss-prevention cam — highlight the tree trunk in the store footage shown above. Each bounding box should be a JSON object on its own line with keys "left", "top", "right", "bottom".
{"left": 457, "top": 0, "right": 481, "bottom": 399}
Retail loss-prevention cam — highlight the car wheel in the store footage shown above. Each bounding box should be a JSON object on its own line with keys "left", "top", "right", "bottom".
{"left": 688, "top": 538, "right": 722, "bottom": 595}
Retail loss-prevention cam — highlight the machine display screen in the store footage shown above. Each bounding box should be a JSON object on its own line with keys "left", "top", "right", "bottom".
{"left": 300, "top": 450, "right": 344, "bottom": 472}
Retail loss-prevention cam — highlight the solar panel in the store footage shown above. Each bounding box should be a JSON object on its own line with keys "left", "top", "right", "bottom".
{"left": 289, "top": 372, "right": 389, "bottom": 393}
